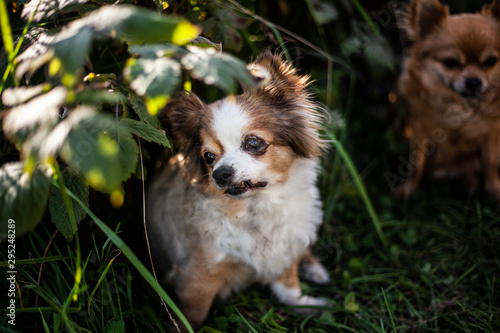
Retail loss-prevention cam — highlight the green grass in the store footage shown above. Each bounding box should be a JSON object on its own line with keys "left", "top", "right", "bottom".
{"left": 2, "top": 129, "right": 499, "bottom": 332}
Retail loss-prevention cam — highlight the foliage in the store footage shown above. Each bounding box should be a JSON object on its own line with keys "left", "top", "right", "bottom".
{"left": 0, "top": 0, "right": 255, "bottom": 241}
{"left": 1, "top": 0, "right": 499, "bottom": 332}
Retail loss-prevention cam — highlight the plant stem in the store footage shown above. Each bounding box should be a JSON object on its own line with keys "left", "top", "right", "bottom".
{"left": 328, "top": 132, "right": 388, "bottom": 246}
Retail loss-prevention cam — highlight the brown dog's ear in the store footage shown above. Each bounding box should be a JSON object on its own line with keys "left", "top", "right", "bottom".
{"left": 159, "top": 92, "right": 208, "bottom": 180}
{"left": 404, "top": 0, "right": 448, "bottom": 41}
{"left": 247, "top": 51, "right": 310, "bottom": 99}
{"left": 245, "top": 52, "right": 327, "bottom": 158}
{"left": 485, "top": 0, "right": 500, "bottom": 20}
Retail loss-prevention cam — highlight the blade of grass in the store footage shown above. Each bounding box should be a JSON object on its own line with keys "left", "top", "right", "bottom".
{"left": 0, "top": 0, "right": 14, "bottom": 59}
{"left": 38, "top": 308, "right": 51, "bottom": 333}
{"left": 0, "top": 256, "right": 70, "bottom": 266}
{"left": 381, "top": 288, "right": 397, "bottom": 333}
{"left": 327, "top": 131, "right": 388, "bottom": 246}
{"left": 87, "top": 250, "right": 121, "bottom": 314}
{"left": 59, "top": 184, "right": 194, "bottom": 333}
{"left": 52, "top": 162, "right": 82, "bottom": 304}
{"left": 234, "top": 307, "right": 259, "bottom": 333}
{"left": 138, "top": 139, "right": 183, "bottom": 332}
{"left": 112, "top": 268, "right": 124, "bottom": 322}
{"left": 0, "top": 0, "right": 40, "bottom": 92}
{"left": 350, "top": 0, "right": 381, "bottom": 36}
{"left": 0, "top": 0, "right": 15, "bottom": 92}
{"left": 22, "top": 307, "right": 81, "bottom": 313}
{"left": 267, "top": 24, "right": 291, "bottom": 63}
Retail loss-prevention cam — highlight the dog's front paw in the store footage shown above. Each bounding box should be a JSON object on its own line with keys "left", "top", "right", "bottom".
{"left": 301, "top": 261, "right": 331, "bottom": 285}
{"left": 270, "top": 282, "right": 331, "bottom": 314}
{"left": 290, "top": 295, "right": 331, "bottom": 315}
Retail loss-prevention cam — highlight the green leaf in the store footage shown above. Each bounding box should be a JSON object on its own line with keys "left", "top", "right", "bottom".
{"left": 181, "top": 46, "right": 254, "bottom": 93}
{"left": 343, "top": 291, "right": 359, "bottom": 313}
{"left": 120, "top": 118, "right": 171, "bottom": 148}
{"left": 124, "top": 56, "right": 181, "bottom": 99}
{"left": 129, "top": 44, "right": 182, "bottom": 59}
{"left": 21, "top": 0, "right": 90, "bottom": 23}
{"left": 201, "top": 7, "right": 250, "bottom": 52}
{"left": 307, "top": 0, "right": 338, "bottom": 26}
{"left": 103, "top": 320, "right": 125, "bottom": 333}
{"left": 74, "top": 89, "right": 127, "bottom": 106}
{"left": 59, "top": 109, "right": 138, "bottom": 191}
{"left": 2, "top": 86, "right": 67, "bottom": 144}
{"left": 52, "top": 26, "right": 94, "bottom": 82}
{"left": 14, "top": 28, "right": 54, "bottom": 81}
{"left": 1, "top": 83, "right": 52, "bottom": 106}
{"left": 18, "top": 5, "right": 199, "bottom": 82}
{"left": 0, "top": 162, "right": 52, "bottom": 240}
{"left": 49, "top": 167, "right": 89, "bottom": 242}
{"left": 128, "top": 92, "right": 161, "bottom": 128}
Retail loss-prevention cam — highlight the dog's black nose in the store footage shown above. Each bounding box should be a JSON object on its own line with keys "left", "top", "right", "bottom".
{"left": 464, "top": 78, "right": 482, "bottom": 97}
{"left": 212, "top": 167, "right": 234, "bottom": 187}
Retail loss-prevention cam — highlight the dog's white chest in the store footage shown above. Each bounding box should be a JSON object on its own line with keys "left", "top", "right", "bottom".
{"left": 208, "top": 184, "right": 322, "bottom": 280}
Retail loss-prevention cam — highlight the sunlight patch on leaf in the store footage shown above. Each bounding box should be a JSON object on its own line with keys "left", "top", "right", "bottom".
{"left": 128, "top": 93, "right": 161, "bottom": 128}
{"left": 15, "top": 28, "right": 55, "bottom": 80}
{"left": 110, "top": 190, "right": 124, "bottom": 208}
{"left": 37, "top": 106, "right": 93, "bottom": 160}
{"left": 1, "top": 83, "right": 51, "bottom": 106}
{"left": 129, "top": 44, "right": 181, "bottom": 59}
{"left": 97, "top": 133, "right": 119, "bottom": 157}
{"left": 172, "top": 20, "right": 200, "bottom": 45}
{"left": 21, "top": 0, "right": 90, "bottom": 22}
{"left": 16, "top": 5, "right": 199, "bottom": 80}
{"left": 181, "top": 46, "right": 254, "bottom": 93}
{"left": 3, "top": 87, "right": 67, "bottom": 143}
{"left": 58, "top": 109, "right": 138, "bottom": 192}
{"left": 124, "top": 56, "right": 180, "bottom": 98}
{"left": 145, "top": 95, "right": 170, "bottom": 116}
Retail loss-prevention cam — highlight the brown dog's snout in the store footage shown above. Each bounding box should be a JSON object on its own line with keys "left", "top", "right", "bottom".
{"left": 213, "top": 166, "right": 234, "bottom": 187}
{"left": 462, "top": 77, "right": 483, "bottom": 97}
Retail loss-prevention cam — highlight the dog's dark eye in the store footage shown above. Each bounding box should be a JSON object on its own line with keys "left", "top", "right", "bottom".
{"left": 203, "top": 152, "right": 216, "bottom": 165}
{"left": 442, "top": 57, "right": 461, "bottom": 69}
{"left": 243, "top": 136, "right": 266, "bottom": 154}
{"left": 483, "top": 56, "right": 498, "bottom": 68}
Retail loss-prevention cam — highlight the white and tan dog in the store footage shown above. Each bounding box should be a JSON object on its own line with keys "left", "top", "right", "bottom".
{"left": 147, "top": 52, "right": 330, "bottom": 330}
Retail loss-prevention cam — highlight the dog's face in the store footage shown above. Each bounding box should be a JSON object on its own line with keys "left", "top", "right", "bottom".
{"left": 198, "top": 99, "right": 294, "bottom": 197}
{"left": 405, "top": 0, "right": 500, "bottom": 99}
{"left": 160, "top": 52, "right": 325, "bottom": 197}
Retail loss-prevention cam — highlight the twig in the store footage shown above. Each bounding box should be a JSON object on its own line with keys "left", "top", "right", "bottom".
{"left": 138, "top": 139, "right": 181, "bottom": 332}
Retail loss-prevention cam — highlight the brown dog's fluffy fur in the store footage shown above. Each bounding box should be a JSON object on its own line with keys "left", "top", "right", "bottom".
{"left": 395, "top": 0, "right": 500, "bottom": 198}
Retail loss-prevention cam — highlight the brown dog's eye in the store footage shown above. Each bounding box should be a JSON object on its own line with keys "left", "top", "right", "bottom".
{"left": 442, "top": 57, "right": 461, "bottom": 69}
{"left": 243, "top": 136, "right": 267, "bottom": 154}
{"left": 483, "top": 56, "right": 498, "bottom": 68}
{"left": 203, "top": 152, "right": 216, "bottom": 165}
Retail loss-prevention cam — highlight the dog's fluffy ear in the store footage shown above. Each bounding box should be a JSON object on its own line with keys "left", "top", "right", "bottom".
{"left": 246, "top": 51, "right": 326, "bottom": 158}
{"left": 485, "top": 0, "right": 500, "bottom": 20}
{"left": 404, "top": 0, "right": 448, "bottom": 42}
{"left": 159, "top": 92, "right": 207, "bottom": 180}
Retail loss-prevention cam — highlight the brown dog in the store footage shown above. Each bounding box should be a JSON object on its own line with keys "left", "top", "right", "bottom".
{"left": 394, "top": 0, "right": 500, "bottom": 198}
